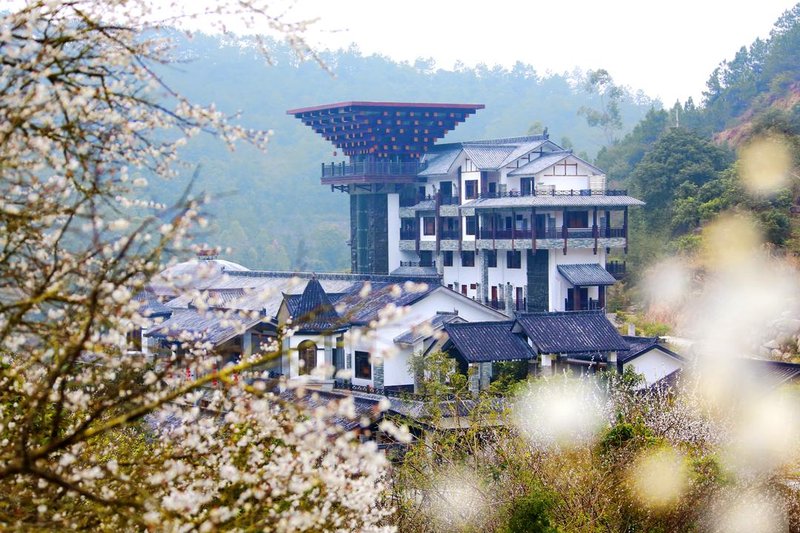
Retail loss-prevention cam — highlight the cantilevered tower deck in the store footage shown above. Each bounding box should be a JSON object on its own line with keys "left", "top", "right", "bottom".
{"left": 288, "top": 101, "right": 484, "bottom": 274}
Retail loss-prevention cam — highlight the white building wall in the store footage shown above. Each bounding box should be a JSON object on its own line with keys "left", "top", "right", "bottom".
{"left": 623, "top": 348, "right": 684, "bottom": 386}
{"left": 442, "top": 254, "right": 480, "bottom": 298}
{"left": 387, "top": 193, "right": 401, "bottom": 272}
{"left": 346, "top": 287, "right": 506, "bottom": 388}
{"left": 486, "top": 250, "right": 528, "bottom": 288}
{"left": 536, "top": 174, "right": 590, "bottom": 191}
{"left": 461, "top": 169, "right": 481, "bottom": 199}
{"left": 285, "top": 333, "right": 329, "bottom": 378}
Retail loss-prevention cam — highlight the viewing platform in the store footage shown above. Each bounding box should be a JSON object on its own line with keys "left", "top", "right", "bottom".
{"left": 321, "top": 161, "right": 426, "bottom": 184}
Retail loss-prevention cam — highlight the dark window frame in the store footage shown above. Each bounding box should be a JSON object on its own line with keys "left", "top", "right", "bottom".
{"left": 443, "top": 251, "right": 454, "bottom": 267}
{"left": 566, "top": 211, "right": 589, "bottom": 229}
{"left": 507, "top": 250, "right": 522, "bottom": 269}
{"left": 487, "top": 250, "right": 497, "bottom": 268}
{"left": 461, "top": 251, "right": 475, "bottom": 267}
{"left": 464, "top": 180, "right": 478, "bottom": 199}
{"left": 465, "top": 216, "right": 477, "bottom": 236}
{"left": 355, "top": 351, "right": 372, "bottom": 380}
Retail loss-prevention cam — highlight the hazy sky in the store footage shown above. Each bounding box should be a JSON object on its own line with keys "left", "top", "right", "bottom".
{"left": 281, "top": 0, "right": 798, "bottom": 104}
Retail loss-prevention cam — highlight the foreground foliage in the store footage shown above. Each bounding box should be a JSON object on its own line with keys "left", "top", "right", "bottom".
{"left": 390, "top": 372, "right": 800, "bottom": 532}
{"left": 0, "top": 2, "right": 392, "bottom": 530}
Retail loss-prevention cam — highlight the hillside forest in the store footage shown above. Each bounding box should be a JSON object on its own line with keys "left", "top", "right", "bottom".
{"left": 161, "top": 5, "right": 800, "bottom": 276}
{"left": 158, "top": 36, "right": 654, "bottom": 271}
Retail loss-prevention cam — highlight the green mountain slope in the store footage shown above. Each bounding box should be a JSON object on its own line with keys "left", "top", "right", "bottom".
{"left": 153, "top": 35, "right": 654, "bottom": 270}
{"left": 597, "top": 4, "right": 800, "bottom": 271}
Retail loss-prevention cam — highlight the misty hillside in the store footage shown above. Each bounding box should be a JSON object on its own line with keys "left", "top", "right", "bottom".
{"left": 597, "top": 4, "right": 800, "bottom": 273}
{"left": 154, "top": 35, "right": 655, "bottom": 271}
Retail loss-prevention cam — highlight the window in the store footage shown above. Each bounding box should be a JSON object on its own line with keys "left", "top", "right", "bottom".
{"left": 423, "top": 216, "right": 436, "bottom": 236}
{"left": 465, "top": 216, "right": 476, "bottom": 236}
{"left": 461, "top": 251, "right": 475, "bottom": 267}
{"left": 400, "top": 218, "right": 416, "bottom": 239}
{"left": 298, "top": 340, "right": 317, "bottom": 375}
{"left": 520, "top": 177, "right": 533, "bottom": 196}
{"left": 355, "top": 351, "right": 372, "bottom": 380}
{"left": 419, "top": 251, "right": 433, "bottom": 267}
{"left": 443, "top": 251, "right": 453, "bottom": 267}
{"left": 507, "top": 250, "right": 522, "bottom": 269}
{"left": 566, "top": 211, "right": 589, "bottom": 228}
{"left": 464, "top": 180, "right": 478, "bottom": 199}
{"left": 487, "top": 250, "right": 497, "bottom": 268}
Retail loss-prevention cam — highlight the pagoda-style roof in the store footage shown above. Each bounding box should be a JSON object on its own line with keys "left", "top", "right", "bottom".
{"left": 287, "top": 101, "right": 484, "bottom": 158}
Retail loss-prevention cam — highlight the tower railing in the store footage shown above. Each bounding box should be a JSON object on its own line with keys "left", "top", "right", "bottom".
{"left": 321, "top": 161, "right": 427, "bottom": 178}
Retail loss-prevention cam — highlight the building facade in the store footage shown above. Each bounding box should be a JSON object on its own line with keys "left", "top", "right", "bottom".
{"left": 289, "top": 101, "right": 644, "bottom": 313}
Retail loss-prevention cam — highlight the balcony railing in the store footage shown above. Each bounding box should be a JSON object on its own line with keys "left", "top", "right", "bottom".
{"left": 439, "top": 229, "right": 461, "bottom": 240}
{"left": 565, "top": 298, "right": 602, "bottom": 311}
{"left": 400, "top": 260, "right": 436, "bottom": 268}
{"left": 604, "top": 227, "right": 626, "bottom": 238}
{"left": 606, "top": 260, "right": 626, "bottom": 279}
{"left": 567, "top": 228, "right": 594, "bottom": 239}
{"left": 400, "top": 194, "right": 436, "bottom": 208}
{"left": 476, "top": 226, "right": 625, "bottom": 240}
{"left": 322, "top": 160, "right": 427, "bottom": 178}
{"left": 478, "top": 188, "right": 628, "bottom": 200}
{"left": 439, "top": 195, "right": 460, "bottom": 205}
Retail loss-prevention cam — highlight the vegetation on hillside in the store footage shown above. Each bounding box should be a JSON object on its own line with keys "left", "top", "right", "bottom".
{"left": 154, "top": 36, "right": 655, "bottom": 271}
{"left": 598, "top": 4, "right": 800, "bottom": 277}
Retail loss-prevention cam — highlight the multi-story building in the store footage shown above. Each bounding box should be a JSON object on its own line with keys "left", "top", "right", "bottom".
{"left": 289, "top": 101, "right": 644, "bottom": 314}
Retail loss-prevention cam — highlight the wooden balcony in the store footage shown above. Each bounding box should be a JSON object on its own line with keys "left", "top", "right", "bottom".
{"left": 605, "top": 260, "right": 626, "bottom": 279}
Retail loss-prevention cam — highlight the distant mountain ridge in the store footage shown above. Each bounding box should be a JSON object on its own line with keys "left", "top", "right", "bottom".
{"left": 596, "top": 3, "right": 800, "bottom": 269}
{"left": 154, "top": 34, "right": 655, "bottom": 271}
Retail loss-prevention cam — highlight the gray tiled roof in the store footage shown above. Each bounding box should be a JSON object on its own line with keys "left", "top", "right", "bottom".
{"left": 168, "top": 288, "right": 251, "bottom": 310}
{"left": 394, "top": 312, "right": 465, "bottom": 346}
{"left": 557, "top": 264, "right": 617, "bottom": 286}
{"left": 166, "top": 271, "right": 440, "bottom": 319}
{"left": 333, "top": 282, "right": 438, "bottom": 326}
{"left": 421, "top": 136, "right": 556, "bottom": 175}
{"left": 498, "top": 139, "right": 550, "bottom": 168}
{"left": 462, "top": 144, "right": 517, "bottom": 170}
{"left": 463, "top": 194, "right": 645, "bottom": 209}
{"left": 419, "top": 146, "right": 462, "bottom": 176}
{"left": 740, "top": 359, "right": 800, "bottom": 386}
{"left": 408, "top": 199, "right": 436, "bottom": 211}
{"left": 286, "top": 278, "right": 346, "bottom": 333}
{"left": 444, "top": 321, "right": 534, "bottom": 363}
{"left": 465, "top": 135, "right": 549, "bottom": 145}
{"left": 145, "top": 308, "right": 263, "bottom": 346}
{"left": 389, "top": 265, "right": 440, "bottom": 277}
{"left": 508, "top": 151, "right": 570, "bottom": 176}
{"left": 515, "top": 311, "right": 629, "bottom": 354}
{"left": 134, "top": 290, "right": 173, "bottom": 318}
{"left": 279, "top": 389, "right": 384, "bottom": 431}
{"left": 618, "top": 336, "right": 661, "bottom": 364}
